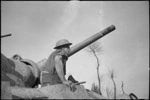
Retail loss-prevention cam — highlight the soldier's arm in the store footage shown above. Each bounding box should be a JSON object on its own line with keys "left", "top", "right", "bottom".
{"left": 55, "top": 55, "right": 67, "bottom": 82}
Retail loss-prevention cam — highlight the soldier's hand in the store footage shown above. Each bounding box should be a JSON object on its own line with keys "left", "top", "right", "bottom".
{"left": 63, "top": 81, "right": 76, "bottom": 92}
{"left": 63, "top": 80, "right": 72, "bottom": 87}
{"left": 70, "top": 83, "right": 76, "bottom": 92}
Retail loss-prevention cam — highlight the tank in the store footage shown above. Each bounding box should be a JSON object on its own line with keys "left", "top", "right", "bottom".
{"left": 1, "top": 25, "right": 116, "bottom": 99}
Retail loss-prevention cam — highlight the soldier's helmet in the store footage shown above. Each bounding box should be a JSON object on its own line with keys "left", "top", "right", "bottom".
{"left": 54, "top": 39, "right": 72, "bottom": 49}
{"left": 12, "top": 54, "right": 22, "bottom": 60}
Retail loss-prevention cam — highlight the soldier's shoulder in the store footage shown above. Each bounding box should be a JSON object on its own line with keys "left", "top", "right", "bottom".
{"left": 55, "top": 55, "right": 63, "bottom": 60}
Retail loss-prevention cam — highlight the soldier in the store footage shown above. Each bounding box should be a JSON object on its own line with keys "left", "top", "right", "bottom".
{"left": 41, "top": 39, "right": 77, "bottom": 91}
{"left": 11, "top": 54, "right": 22, "bottom": 61}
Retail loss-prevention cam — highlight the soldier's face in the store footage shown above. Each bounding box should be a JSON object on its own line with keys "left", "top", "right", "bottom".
{"left": 63, "top": 45, "right": 70, "bottom": 54}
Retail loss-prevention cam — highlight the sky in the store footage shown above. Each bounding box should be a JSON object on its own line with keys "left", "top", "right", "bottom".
{"left": 1, "top": 1, "right": 149, "bottom": 99}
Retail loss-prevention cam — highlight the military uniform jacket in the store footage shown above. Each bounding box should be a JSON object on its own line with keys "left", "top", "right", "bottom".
{"left": 41, "top": 50, "right": 68, "bottom": 86}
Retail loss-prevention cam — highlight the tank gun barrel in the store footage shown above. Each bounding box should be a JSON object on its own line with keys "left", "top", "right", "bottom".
{"left": 68, "top": 25, "right": 116, "bottom": 57}
{"left": 1, "top": 34, "right": 12, "bottom": 38}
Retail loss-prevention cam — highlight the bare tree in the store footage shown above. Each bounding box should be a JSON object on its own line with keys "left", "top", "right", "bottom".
{"left": 105, "top": 86, "right": 114, "bottom": 99}
{"left": 121, "top": 81, "right": 125, "bottom": 94}
{"left": 91, "top": 83, "right": 99, "bottom": 94}
{"left": 108, "top": 69, "right": 117, "bottom": 99}
{"left": 91, "top": 75, "right": 104, "bottom": 94}
{"left": 85, "top": 41, "right": 103, "bottom": 95}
